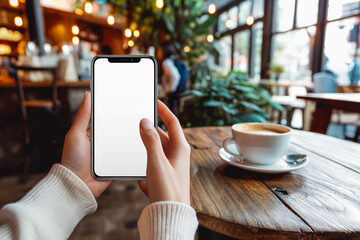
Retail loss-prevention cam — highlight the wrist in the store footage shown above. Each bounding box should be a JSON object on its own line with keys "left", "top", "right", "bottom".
{"left": 60, "top": 162, "right": 94, "bottom": 196}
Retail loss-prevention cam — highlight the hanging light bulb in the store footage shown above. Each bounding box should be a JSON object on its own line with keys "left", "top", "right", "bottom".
{"left": 133, "top": 30, "right": 140, "bottom": 38}
{"left": 72, "top": 25, "right": 79, "bottom": 35}
{"left": 225, "top": 19, "right": 233, "bottom": 28}
{"left": 107, "top": 15, "right": 115, "bottom": 25}
{"left": 207, "top": 34, "right": 214, "bottom": 43}
{"left": 72, "top": 36, "right": 80, "bottom": 45}
{"left": 75, "top": 8, "right": 83, "bottom": 15}
{"left": 14, "top": 16, "right": 23, "bottom": 27}
{"left": 208, "top": 3, "right": 216, "bottom": 14}
{"left": 84, "top": 2, "right": 93, "bottom": 14}
{"left": 9, "top": 0, "right": 19, "bottom": 7}
{"left": 156, "top": 0, "right": 164, "bottom": 9}
{"left": 184, "top": 46, "right": 190, "bottom": 53}
{"left": 246, "top": 16, "right": 254, "bottom": 26}
{"left": 124, "top": 28, "right": 132, "bottom": 38}
{"left": 128, "top": 40, "right": 134, "bottom": 47}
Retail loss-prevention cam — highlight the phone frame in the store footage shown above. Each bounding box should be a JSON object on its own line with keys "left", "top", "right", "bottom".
{"left": 91, "top": 55, "right": 158, "bottom": 180}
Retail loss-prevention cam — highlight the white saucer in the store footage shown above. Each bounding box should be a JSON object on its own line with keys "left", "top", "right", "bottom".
{"left": 218, "top": 141, "right": 308, "bottom": 174}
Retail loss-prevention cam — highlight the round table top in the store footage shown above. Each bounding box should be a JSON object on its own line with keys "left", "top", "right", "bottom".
{"left": 184, "top": 127, "right": 360, "bottom": 240}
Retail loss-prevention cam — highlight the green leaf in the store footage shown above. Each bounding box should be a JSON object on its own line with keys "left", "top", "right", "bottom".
{"left": 268, "top": 99, "right": 284, "bottom": 111}
{"left": 239, "top": 101, "right": 265, "bottom": 113}
{"left": 222, "top": 105, "right": 238, "bottom": 115}
{"left": 183, "top": 90, "right": 207, "bottom": 97}
{"left": 213, "top": 119, "right": 225, "bottom": 126}
{"left": 235, "top": 113, "right": 267, "bottom": 123}
{"left": 218, "top": 91, "right": 232, "bottom": 99}
{"left": 163, "top": 15, "right": 174, "bottom": 33}
{"left": 204, "top": 100, "right": 223, "bottom": 107}
{"left": 244, "top": 92, "right": 261, "bottom": 100}
{"left": 233, "top": 85, "right": 254, "bottom": 92}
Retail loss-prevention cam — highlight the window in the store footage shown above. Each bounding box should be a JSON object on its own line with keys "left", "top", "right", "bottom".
{"left": 328, "top": 0, "right": 360, "bottom": 21}
{"left": 253, "top": 0, "right": 264, "bottom": 19}
{"left": 233, "top": 30, "right": 250, "bottom": 73}
{"left": 228, "top": 6, "right": 238, "bottom": 30}
{"left": 324, "top": 17, "right": 360, "bottom": 85}
{"left": 272, "top": 27, "right": 316, "bottom": 80}
{"left": 218, "top": 12, "right": 228, "bottom": 33}
{"left": 218, "top": 36, "right": 232, "bottom": 74}
{"left": 251, "top": 22, "right": 263, "bottom": 78}
{"left": 273, "top": 0, "right": 296, "bottom": 32}
{"left": 271, "top": 0, "right": 319, "bottom": 80}
{"left": 239, "top": 0, "right": 252, "bottom": 25}
{"left": 296, "top": 0, "right": 319, "bottom": 27}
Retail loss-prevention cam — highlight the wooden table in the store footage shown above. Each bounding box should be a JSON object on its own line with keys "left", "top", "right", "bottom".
{"left": 256, "top": 79, "right": 313, "bottom": 95}
{"left": 185, "top": 127, "right": 360, "bottom": 239}
{"left": 297, "top": 93, "right": 360, "bottom": 133}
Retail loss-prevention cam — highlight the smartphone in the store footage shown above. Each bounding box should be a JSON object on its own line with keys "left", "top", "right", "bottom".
{"left": 91, "top": 55, "right": 157, "bottom": 180}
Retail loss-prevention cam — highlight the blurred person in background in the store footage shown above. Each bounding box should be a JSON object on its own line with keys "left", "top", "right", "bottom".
{"left": 157, "top": 42, "right": 189, "bottom": 115}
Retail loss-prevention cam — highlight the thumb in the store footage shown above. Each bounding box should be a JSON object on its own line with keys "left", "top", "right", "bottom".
{"left": 137, "top": 180, "right": 149, "bottom": 197}
{"left": 71, "top": 91, "right": 91, "bottom": 132}
{"left": 139, "top": 118, "right": 166, "bottom": 162}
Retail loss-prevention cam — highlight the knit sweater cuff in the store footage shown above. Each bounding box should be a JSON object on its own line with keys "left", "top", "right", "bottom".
{"left": 138, "top": 201, "right": 198, "bottom": 240}
{"left": 1, "top": 164, "right": 97, "bottom": 239}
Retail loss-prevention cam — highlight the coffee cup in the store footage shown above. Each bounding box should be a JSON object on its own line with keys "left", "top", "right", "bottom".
{"left": 223, "top": 123, "right": 292, "bottom": 165}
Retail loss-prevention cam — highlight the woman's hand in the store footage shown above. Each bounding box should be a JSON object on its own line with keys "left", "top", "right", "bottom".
{"left": 61, "top": 92, "right": 111, "bottom": 198}
{"left": 138, "top": 101, "right": 191, "bottom": 205}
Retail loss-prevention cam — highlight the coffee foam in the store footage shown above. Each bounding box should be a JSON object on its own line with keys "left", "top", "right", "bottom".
{"left": 233, "top": 123, "right": 290, "bottom": 134}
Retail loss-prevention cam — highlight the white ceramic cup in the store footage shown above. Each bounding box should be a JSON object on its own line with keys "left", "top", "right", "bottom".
{"left": 223, "top": 123, "right": 292, "bottom": 165}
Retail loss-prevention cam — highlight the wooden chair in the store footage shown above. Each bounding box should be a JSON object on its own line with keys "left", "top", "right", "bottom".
{"left": 336, "top": 85, "right": 360, "bottom": 142}
{"left": 272, "top": 86, "right": 307, "bottom": 129}
{"left": 12, "top": 65, "right": 59, "bottom": 181}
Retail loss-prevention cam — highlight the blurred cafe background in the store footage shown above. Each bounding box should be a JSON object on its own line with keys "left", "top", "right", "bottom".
{"left": 0, "top": 0, "right": 360, "bottom": 239}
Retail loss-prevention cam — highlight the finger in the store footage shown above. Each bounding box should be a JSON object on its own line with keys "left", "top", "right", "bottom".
{"left": 157, "top": 100, "right": 186, "bottom": 143}
{"left": 71, "top": 92, "right": 91, "bottom": 132}
{"left": 86, "top": 127, "right": 91, "bottom": 139}
{"left": 139, "top": 118, "right": 167, "bottom": 163}
{"left": 137, "top": 180, "right": 149, "bottom": 197}
{"left": 158, "top": 128, "right": 169, "bottom": 149}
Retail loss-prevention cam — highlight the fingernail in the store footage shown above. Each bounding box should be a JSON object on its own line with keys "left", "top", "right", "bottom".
{"left": 85, "top": 91, "right": 89, "bottom": 96}
{"left": 141, "top": 118, "right": 153, "bottom": 131}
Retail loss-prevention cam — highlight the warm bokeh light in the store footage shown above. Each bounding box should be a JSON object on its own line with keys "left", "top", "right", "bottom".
{"left": 84, "top": 2, "right": 93, "bottom": 14}
{"left": 14, "top": 16, "right": 23, "bottom": 27}
{"left": 156, "top": 0, "right": 164, "bottom": 9}
{"left": 246, "top": 16, "right": 254, "bottom": 26}
{"left": 0, "top": 44, "right": 11, "bottom": 55}
{"left": 208, "top": 3, "right": 216, "bottom": 14}
{"left": 128, "top": 40, "right": 134, "bottom": 47}
{"left": 124, "top": 28, "right": 132, "bottom": 38}
{"left": 19, "top": 0, "right": 25, "bottom": 3}
{"left": 225, "top": 19, "right": 233, "bottom": 28}
{"left": 133, "top": 29, "right": 140, "bottom": 38}
{"left": 184, "top": 46, "right": 190, "bottom": 53}
{"left": 75, "top": 8, "right": 83, "bottom": 15}
{"left": 107, "top": 15, "right": 115, "bottom": 25}
{"left": 72, "top": 36, "right": 80, "bottom": 45}
{"left": 207, "top": 34, "right": 214, "bottom": 43}
{"left": 9, "top": 0, "right": 19, "bottom": 7}
{"left": 72, "top": 25, "right": 79, "bottom": 35}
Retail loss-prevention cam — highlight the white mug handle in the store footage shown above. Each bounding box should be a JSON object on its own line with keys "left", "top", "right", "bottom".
{"left": 223, "top": 138, "right": 235, "bottom": 155}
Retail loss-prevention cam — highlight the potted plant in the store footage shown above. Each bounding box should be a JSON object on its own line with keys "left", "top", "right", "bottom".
{"left": 269, "top": 62, "right": 285, "bottom": 81}
{"left": 180, "top": 71, "right": 284, "bottom": 127}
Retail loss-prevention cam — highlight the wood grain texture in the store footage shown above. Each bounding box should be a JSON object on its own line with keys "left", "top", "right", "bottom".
{"left": 185, "top": 127, "right": 360, "bottom": 239}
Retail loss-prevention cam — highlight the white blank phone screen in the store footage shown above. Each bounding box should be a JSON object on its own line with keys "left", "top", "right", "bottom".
{"left": 93, "top": 57, "right": 155, "bottom": 177}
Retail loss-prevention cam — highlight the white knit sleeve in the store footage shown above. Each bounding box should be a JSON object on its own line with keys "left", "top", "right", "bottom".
{"left": 138, "top": 201, "right": 198, "bottom": 240}
{"left": 0, "top": 164, "right": 97, "bottom": 240}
